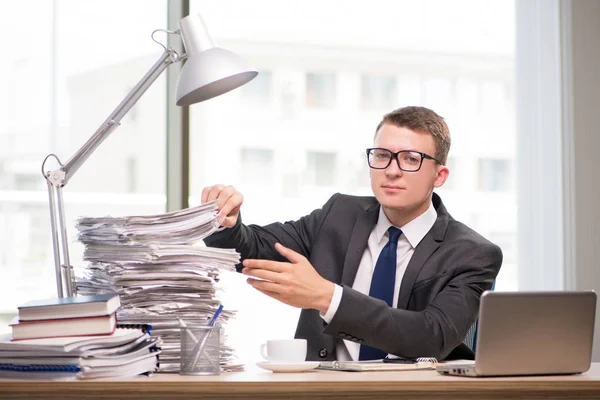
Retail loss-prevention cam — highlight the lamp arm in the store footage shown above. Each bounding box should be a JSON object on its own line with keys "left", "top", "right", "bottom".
{"left": 42, "top": 47, "right": 181, "bottom": 297}
{"left": 61, "top": 48, "right": 181, "bottom": 186}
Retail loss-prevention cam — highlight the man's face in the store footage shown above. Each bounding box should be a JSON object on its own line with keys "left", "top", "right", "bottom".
{"left": 370, "top": 123, "right": 448, "bottom": 217}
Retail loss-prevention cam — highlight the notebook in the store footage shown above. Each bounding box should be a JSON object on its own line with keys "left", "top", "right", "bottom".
{"left": 0, "top": 324, "right": 152, "bottom": 355}
{"left": 0, "top": 324, "right": 160, "bottom": 380}
{"left": 319, "top": 356, "right": 438, "bottom": 372}
{"left": 0, "top": 353, "right": 160, "bottom": 380}
{"left": 436, "top": 290, "right": 596, "bottom": 377}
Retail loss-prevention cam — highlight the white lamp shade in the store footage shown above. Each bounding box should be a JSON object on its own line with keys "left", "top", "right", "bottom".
{"left": 175, "top": 47, "right": 258, "bottom": 106}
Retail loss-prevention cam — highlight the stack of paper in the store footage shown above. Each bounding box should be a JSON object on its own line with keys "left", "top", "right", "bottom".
{"left": 74, "top": 201, "right": 243, "bottom": 372}
{"left": 76, "top": 202, "right": 220, "bottom": 245}
{"left": 0, "top": 327, "right": 161, "bottom": 380}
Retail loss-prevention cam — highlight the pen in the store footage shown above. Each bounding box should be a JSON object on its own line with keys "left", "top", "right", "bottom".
{"left": 177, "top": 317, "right": 196, "bottom": 342}
{"left": 183, "top": 304, "right": 223, "bottom": 371}
{"left": 208, "top": 304, "right": 224, "bottom": 327}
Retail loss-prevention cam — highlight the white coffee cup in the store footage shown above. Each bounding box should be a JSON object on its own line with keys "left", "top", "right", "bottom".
{"left": 260, "top": 339, "right": 307, "bottom": 363}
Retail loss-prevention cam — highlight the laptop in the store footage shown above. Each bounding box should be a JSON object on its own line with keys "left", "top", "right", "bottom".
{"left": 436, "top": 290, "right": 596, "bottom": 377}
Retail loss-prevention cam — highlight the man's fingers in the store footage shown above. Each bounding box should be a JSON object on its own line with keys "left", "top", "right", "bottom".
{"left": 247, "top": 278, "right": 283, "bottom": 295}
{"left": 218, "top": 192, "right": 243, "bottom": 225}
{"left": 274, "top": 242, "right": 305, "bottom": 264}
{"left": 242, "top": 259, "right": 287, "bottom": 273}
{"left": 201, "top": 185, "right": 216, "bottom": 204}
{"left": 242, "top": 268, "right": 281, "bottom": 283}
{"left": 201, "top": 185, "right": 243, "bottom": 227}
{"left": 202, "top": 184, "right": 225, "bottom": 204}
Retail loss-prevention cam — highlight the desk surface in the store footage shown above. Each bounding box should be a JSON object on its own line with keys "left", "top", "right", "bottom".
{"left": 2, "top": 362, "right": 600, "bottom": 400}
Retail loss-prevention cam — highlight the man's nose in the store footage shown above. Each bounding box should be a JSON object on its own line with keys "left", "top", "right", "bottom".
{"left": 385, "top": 156, "right": 403, "bottom": 174}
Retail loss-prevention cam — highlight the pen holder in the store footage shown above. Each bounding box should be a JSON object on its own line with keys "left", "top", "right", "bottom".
{"left": 180, "top": 324, "right": 221, "bottom": 375}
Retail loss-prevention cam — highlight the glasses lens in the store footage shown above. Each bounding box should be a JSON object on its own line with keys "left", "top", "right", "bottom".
{"left": 369, "top": 149, "right": 392, "bottom": 168}
{"left": 398, "top": 151, "right": 422, "bottom": 171}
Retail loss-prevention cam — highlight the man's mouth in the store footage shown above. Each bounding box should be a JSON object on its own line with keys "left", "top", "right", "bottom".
{"left": 382, "top": 185, "right": 404, "bottom": 192}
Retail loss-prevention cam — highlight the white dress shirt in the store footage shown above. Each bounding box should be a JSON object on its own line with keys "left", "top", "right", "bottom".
{"left": 321, "top": 201, "right": 438, "bottom": 361}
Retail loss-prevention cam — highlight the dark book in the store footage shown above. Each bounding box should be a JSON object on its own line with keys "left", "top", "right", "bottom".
{"left": 17, "top": 293, "right": 120, "bottom": 321}
{"left": 10, "top": 314, "right": 117, "bottom": 340}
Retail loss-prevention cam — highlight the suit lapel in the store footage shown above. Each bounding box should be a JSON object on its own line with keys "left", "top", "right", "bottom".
{"left": 396, "top": 193, "right": 449, "bottom": 310}
{"left": 396, "top": 235, "right": 440, "bottom": 309}
{"left": 341, "top": 205, "right": 379, "bottom": 287}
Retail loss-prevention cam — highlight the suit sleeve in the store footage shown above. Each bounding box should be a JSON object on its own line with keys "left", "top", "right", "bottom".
{"left": 323, "top": 242, "right": 502, "bottom": 360}
{"left": 203, "top": 193, "right": 340, "bottom": 266}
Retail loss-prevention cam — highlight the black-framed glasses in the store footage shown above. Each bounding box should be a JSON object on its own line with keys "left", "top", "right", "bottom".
{"left": 366, "top": 148, "right": 442, "bottom": 171}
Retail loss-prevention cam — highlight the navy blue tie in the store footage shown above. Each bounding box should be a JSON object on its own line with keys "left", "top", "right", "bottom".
{"left": 359, "top": 226, "right": 402, "bottom": 360}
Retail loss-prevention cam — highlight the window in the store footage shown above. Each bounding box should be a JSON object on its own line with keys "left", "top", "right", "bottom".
{"left": 443, "top": 156, "right": 457, "bottom": 190}
{"left": 478, "top": 158, "right": 511, "bottom": 192}
{"left": 126, "top": 157, "right": 137, "bottom": 193}
{"left": 306, "top": 73, "right": 336, "bottom": 108}
{"left": 397, "top": 76, "right": 421, "bottom": 106}
{"left": 361, "top": 74, "right": 397, "bottom": 110}
{"left": 423, "top": 77, "right": 455, "bottom": 117}
{"left": 240, "top": 70, "right": 272, "bottom": 105}
{"left": 0, "top": 0, "right": 168, "bottom": 328}
{"left": 481, "top": 81, "right": 509, "bottom": 128}
{"left": 304, "top": 151, "right": 336, "bottom": 187}
{"left": 240, "top": 148, "right": 275, "bottom": 185}
{"left": 488, "top": 231, "right": 517, "bottom": 290}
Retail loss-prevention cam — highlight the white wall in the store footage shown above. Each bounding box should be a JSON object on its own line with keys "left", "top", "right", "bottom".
{"left": 563, "top": 0, "right": 600, "bottom": 361}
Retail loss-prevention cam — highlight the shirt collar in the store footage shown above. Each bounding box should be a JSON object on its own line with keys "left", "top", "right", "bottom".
{"left": 376, "top": 202, "right": 438, "bottom": 248}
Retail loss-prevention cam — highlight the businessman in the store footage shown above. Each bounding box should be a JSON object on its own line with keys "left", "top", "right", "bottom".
{"left": 202, "top": 106, "right": 502, "bottom": 361}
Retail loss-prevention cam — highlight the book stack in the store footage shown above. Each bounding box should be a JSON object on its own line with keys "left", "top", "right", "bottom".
{"left": 73, "top": 201, "right": 242, "bottom": 372}
{"left": 0, "top": 294, "right": 161, "bottom": 380}
{"left": 0, "top": 326, "right": 160, "bottom": 380}
{"left": 10, "top": 293, "right": 121, "bottom": 341}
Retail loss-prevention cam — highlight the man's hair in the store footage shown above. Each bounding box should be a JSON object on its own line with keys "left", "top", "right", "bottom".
{"left": 375, "top": 106, "right": 451, "bottom": 165}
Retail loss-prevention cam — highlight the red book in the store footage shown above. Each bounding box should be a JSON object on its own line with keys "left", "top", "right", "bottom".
{"left": 10, "top": 314, "right": 117, "bottom": 341}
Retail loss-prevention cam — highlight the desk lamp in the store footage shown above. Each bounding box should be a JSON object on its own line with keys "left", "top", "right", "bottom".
{"left": 41, "top": 13, "right": 257, "bottom": 298}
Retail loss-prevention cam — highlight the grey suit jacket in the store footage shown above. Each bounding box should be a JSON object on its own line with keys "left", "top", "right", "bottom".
{"left": 204, "top": 192, "right": 502, "bottom": 361}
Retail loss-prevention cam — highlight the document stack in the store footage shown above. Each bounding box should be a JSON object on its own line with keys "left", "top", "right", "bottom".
{"left": 0, "top": 294, "right": 161, "bottom": 380}
{"left": 74, "top": 201, "right": 242, "bottom": 372}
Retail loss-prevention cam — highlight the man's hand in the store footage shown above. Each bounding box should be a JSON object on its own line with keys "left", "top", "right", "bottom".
{"left": 241, "top": 243, "right": 335, "bottom": 314}
{"left": 201, "top": 184, "right": 243, "bottom": 228}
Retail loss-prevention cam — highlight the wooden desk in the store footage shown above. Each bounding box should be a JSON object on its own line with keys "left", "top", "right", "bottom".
{"left": 2, "top": 363, "right": 600, "bottom": 400}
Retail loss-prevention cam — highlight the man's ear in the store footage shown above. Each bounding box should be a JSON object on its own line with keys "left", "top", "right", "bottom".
{"left": 433, "top": 165, "right": 449, "bottom": 188}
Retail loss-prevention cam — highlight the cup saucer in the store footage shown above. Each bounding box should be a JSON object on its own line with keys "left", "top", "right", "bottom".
{"left": 256, "top": 361, "right": 320, "bottom": 373}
